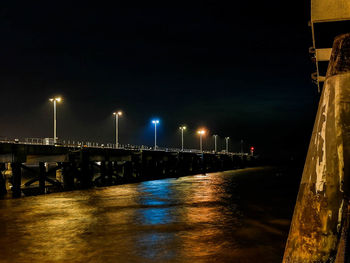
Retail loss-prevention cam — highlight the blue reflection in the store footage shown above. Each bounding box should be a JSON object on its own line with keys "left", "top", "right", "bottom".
{"left": 136, "top": 179, "right": 176, "bottom": 225}
{"left": 139, "top": 208, "right": 171, "bottom": 225}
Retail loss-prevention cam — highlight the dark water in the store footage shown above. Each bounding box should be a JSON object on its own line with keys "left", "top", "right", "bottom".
{"left": 0, "top": 167, "right": 300, "bottom": 263}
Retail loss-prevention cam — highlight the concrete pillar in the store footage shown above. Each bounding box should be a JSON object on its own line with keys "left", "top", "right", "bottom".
{"left": 39, "top": 162, "right": 46, "bottom": 194}
{"left": 123, "top": 161, "right": 133, "bottom": 181}
{"left": 132, "top": 156, "right": 141, "bottom": 179}
{"left": 100, "top": 161, "right": 106, "bottom": 185}
{"left": 114, "top": 161, "right": 122, "bottom": 182}
{"left": 62, "top": 162, "right": 74, "bottom": 190}
{"left": 80, "top": 151, "right": 92, "bottom": 189}
{"left": 11, "top": 163, "right": 21, "bottom": 198}
{"left": 176, "top": 155, "right": 185, "bottom": 177}
{"left": 283, "top": 33, "right": 350, "bottom": 263}
{"left": 107, "top": 161, "right": 113, "bottom": 185}
{"left": 80, "top": 161, "right": 91, "bottom": 188}
{"left": 0, "top": 163, "right": 7, "bottom": 195}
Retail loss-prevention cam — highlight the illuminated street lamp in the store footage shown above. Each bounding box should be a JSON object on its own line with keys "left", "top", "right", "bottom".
{"left": 179, "top": 126, "right": 186, "bottom": 151}
{"left": 49, "top": 97, "right": 62, "bottom": 144}
{"left": 225, "top": 137, "right": 230, "bottom": 153}
{"left": 197, "top": 129, "right": 206, "bottom": 152}
{"left": 213, "top": 134, "right": 218, "bottom": 152}
{"left": 152, "top": 120, "right": 160, "bottom": 149}
{"left": 113, "top": 111, "right": 122, "bottom": 148}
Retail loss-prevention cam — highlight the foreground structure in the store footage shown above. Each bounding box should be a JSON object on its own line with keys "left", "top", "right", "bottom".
{"left": 283, "top": 1, "right": 350, "bottom": 262}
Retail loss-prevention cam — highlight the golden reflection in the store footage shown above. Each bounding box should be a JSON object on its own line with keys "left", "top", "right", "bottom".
{"left": 0, "top": 168, "right": 287, "bottom": 263}
{"left": 12, "top": 194, "right": 96, "bottom": 262}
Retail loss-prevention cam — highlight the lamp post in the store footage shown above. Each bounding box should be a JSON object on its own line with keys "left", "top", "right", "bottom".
{"left": 213, "top": 134, "right": 218, "bottom": 152}
{"left": 49, "top": 97, "right": 62, "bottom": 144}
{"left": 179, "top": 126, "right": 186, "bottom": 151}
{"left": 197, "top": 129, "right": 205, "bottom": 152}
{"left": 152, "top": 120, "right": 159, "bottom": 149}
{"left": 113, "top": 111, "right": 122, "bottom": 148}
{"left": 225, "top": 137, "right": 230, "bottom": 153}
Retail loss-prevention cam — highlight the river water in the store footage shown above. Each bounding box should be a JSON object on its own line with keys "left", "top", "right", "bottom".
{"left": 0, "top": 166, "right": 300, "bottom": 263}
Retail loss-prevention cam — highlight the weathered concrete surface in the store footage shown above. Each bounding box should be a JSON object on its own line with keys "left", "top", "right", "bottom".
{"left": 283, "top": 34, "right": 350, "bottom": 262}
{"left": 311, "top": 0, "right": 350, "bottom": 22}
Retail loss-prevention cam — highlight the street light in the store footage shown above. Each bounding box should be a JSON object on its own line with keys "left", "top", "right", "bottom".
{"left": 213, "top": 134, "right": 218, "bottom": 152}
{"left": 197, "top": 129, "right": 206, "bottom": 152}
{"left": 49, "top": 97, "right": 62, "bottom": 144}
{"left": 225, "top": 137, "right": 230, "bottom": 153}
{"left": 113, "top": 111, "right": 122, "bottom": 148}
{"left": 179, "top": 126, "right": 186, "bottom": 151}
{"left": 152, "top": 119, "right": 160, "bottom": 149}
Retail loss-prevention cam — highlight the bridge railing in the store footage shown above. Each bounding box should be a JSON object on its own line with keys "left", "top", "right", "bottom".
{"left": 0, "top": 137, "right": 248, "bottom": 155}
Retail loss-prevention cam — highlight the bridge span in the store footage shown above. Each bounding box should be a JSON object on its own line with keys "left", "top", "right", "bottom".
{"left": 0, "top": 142, "right": 257, "bottom": 198}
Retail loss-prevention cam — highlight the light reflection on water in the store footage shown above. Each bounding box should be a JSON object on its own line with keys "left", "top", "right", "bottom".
{"left": 0, "top": 167, "right": 293, "bottom": 263}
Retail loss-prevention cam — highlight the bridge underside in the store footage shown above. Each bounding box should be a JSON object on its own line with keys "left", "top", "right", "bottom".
{"left": 0, "top": 143, "right": 257, "bottom": 198}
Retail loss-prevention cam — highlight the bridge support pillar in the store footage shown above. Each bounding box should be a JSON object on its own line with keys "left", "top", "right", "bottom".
{"left": 123, "top": 161, "right": 133, "bottom": 181}
{"left": 100, "top": 161, "right": 107, "bottom": 185}
{"left": 80, "top": 162, "right": 92, "bottom": 189}
{"left": 39, "top": 162, "right": 46, "bottom": 194}
{"left": 107, "top": 161, "right": 113, "bottom": 185}
{"left": 0, "top": 163, "right": 6, "bottom": 196}
{"left": 114, "top": 161, "right": 121, "bottom": 183}
{"left": 80, "top": 151, "right": 92, "bottom": 189}
{"left": 11, "top": 163, "right": 22, "bottom": 198}
{"left": 62, "top": 162, "right": 74, "bottom": 190}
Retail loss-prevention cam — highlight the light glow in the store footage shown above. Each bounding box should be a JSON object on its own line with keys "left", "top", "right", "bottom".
{"left": 197, "top": 129, "right": 206, "bottom": 135}
{"left": 49, "top": 97, "right": 62, "bottom": 102}
{"left": 113, "top": 111, "right": 123, "bottom": 116}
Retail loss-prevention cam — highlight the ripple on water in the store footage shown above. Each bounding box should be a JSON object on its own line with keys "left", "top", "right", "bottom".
{"left": 0, "top": 167, "right": 296, "bottom": 263}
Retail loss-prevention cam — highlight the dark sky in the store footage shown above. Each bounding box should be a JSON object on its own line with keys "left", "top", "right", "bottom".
{"left": 0, "top": 1, "right": 318, "bottom": 159}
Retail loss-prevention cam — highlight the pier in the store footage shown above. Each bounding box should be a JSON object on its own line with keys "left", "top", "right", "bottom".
{"left": 0, "top": 141, "right": 257, "bottom": 198}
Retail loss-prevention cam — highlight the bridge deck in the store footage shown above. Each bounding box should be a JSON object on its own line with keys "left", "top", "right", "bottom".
{"left": 0, "top": 142, "right": 257, "bottom": 198}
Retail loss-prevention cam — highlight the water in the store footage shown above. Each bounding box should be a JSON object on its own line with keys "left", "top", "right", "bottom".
{"left": 0, "top": 167, "right": 300, "bottom": 263}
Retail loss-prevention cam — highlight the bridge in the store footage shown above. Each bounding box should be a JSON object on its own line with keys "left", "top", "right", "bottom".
{"left": 0, "top": 139, "right": 257, "bottom": 198}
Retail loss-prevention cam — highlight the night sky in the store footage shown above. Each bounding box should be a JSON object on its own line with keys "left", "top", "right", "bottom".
{"left": 0, "top": 1, "right": 318, "bottom": 160}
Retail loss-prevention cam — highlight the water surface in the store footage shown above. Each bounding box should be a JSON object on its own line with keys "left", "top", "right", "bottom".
{"left": 0, "top": 167, "right": 299, "bottom": 263}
